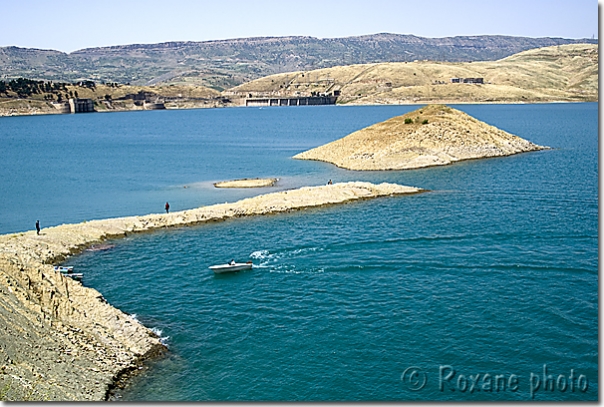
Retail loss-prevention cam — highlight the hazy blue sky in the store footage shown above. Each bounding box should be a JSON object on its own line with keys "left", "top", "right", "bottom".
{"left": 1, "top": 0, "right": 598, "bottom": 52}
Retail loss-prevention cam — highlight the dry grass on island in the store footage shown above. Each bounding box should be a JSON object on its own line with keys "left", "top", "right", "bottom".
{"left": 214, "top": 178, "right": 278, "bottom": 188}
{"left": 293, "top": 104, "right": 549, "bottom": 171}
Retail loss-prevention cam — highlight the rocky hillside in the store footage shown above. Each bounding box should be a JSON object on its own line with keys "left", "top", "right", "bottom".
{"left": 0, "top": 82, "right": 225, "bottom": 117}
{"left": 0, "top": 34, "right": 596, "bottom": 89}
{"left": 233, "top": 44, "right": 597, "bottom": 104}
{"left": 0, "top": 235, "right": 165, "bottom": 400}
{"left": 293, "top": 104, "right": 549, "bottom": 170}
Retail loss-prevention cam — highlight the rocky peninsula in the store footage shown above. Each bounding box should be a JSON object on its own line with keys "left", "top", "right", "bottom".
{"left": 293, "top": 105, "right": 549, "bottom": 171}
{"left": 0, "top": 181, "right": 423, "bottom": 400}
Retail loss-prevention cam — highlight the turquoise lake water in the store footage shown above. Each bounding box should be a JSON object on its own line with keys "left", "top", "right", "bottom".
{"left": 1, "top": 103, "right": 598, "bottom": 401}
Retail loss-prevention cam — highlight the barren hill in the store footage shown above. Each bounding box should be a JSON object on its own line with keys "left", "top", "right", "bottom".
{"left": 293, "top": 104, "right": 549, "bottom": 170}
{"left": 232, "top": 44, "right": 597, "bottom": 104}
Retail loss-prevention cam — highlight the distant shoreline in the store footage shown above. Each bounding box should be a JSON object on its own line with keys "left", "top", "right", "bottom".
{"left": 0, "top": 99, "right": 595, "bottom": 118}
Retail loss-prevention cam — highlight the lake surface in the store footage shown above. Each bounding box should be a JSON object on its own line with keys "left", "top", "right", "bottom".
{"left": 1, "top": 103, "right": 598, "bottom": 401}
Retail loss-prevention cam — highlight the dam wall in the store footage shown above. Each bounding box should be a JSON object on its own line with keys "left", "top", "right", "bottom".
{"left": 245, "top": 96, "right": 337, "bottom": 107}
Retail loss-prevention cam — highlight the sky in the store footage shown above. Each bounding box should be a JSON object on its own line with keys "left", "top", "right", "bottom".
{"left": 0, "top": 0, "right": 598, "bottom": 53}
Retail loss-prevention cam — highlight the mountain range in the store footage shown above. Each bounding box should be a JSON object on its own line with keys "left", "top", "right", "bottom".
{"left": 0, "top": 33, "right": 597, "bottom": 90}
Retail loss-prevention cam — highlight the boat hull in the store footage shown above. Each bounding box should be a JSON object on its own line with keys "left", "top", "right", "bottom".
{"left": 64, "top": 273, "right": 83, "bottom": 281}
{"left": 209, "top": 263, "right": 253, "bottom": 274}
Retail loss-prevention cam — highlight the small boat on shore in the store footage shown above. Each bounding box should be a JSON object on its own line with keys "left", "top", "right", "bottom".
{"left": 209, "top": 261, "right": 253, "bottom": 274}
{"left": 54, "top": 265, "right": 83, "bottom": 281}
{"left": 63, "top": 273, "right": 83, "bottom": 281}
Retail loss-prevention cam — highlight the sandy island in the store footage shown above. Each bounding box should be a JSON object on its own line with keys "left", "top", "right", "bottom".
{"left": 294, "top": 104, "right": 549, "bottom": 171}
{"left": 0, "top": 181, "right": 423, "bottom": 400}
{"left": 214, "top": 178, "right": 278, "bottom": 188}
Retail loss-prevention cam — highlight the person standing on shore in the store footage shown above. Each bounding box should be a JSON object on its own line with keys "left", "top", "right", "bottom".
{"left": 35, "top": 220, "right": 40, "bottom": 235}
{"left": 165, "top": 202, "right": 170, "bottom": 214}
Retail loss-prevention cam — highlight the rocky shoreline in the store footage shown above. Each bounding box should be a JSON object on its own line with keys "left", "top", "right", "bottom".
{"left": 0, "top": 181, "right": 423, "bottom": 400}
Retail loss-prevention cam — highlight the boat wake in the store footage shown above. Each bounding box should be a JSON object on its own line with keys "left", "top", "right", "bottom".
{"left": 249, "top": 250, "right": 271, "bottom": 260}
{"left": 249, "top": 247, "right": 325, "bottom": 274}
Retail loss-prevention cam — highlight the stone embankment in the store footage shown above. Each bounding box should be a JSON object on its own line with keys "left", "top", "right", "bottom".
{"left": 294, "top": 104, "right": 549, "bottom": 170}
{"left": 0, "top": 181, "right": 423, "bottom": 400}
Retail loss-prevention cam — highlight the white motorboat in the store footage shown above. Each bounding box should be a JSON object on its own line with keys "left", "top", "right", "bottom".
{"left": 209, "top": 261, "right": 253, "bottom": 274}
{"left": 54, "top": 265, "right": 82, "bottom": 281}
{"left": 63, "top": 273, "right": 83, "bottom": 281}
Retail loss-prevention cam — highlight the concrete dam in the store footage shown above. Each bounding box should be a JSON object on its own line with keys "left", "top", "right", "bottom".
{"left": 245, "top": 95, "right": 337, "bottom": 107}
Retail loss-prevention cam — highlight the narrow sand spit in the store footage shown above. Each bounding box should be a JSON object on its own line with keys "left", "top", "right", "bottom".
{"left": 0, "top": 181, "right": 423, "bottom": 400}
{"left": 214, "top": 178, "right": 278, "bottom": 188}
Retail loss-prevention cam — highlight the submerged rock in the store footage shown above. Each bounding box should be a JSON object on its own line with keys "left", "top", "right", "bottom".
{"left": 293, "top": 104, "right": 549, "bottom": 170}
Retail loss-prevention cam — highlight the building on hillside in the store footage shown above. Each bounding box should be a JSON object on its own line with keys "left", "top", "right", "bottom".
{"left": 450, "top": 77, "right": 484, "bottom": 84}
{"left": 51, "top": 102, "right": 71, "bottom": 114}
{"left": 68, "top": 98, "right": 95, "bottom": 113}
{"left": 143, "top": 101, "right": 166, "bottom": 110}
